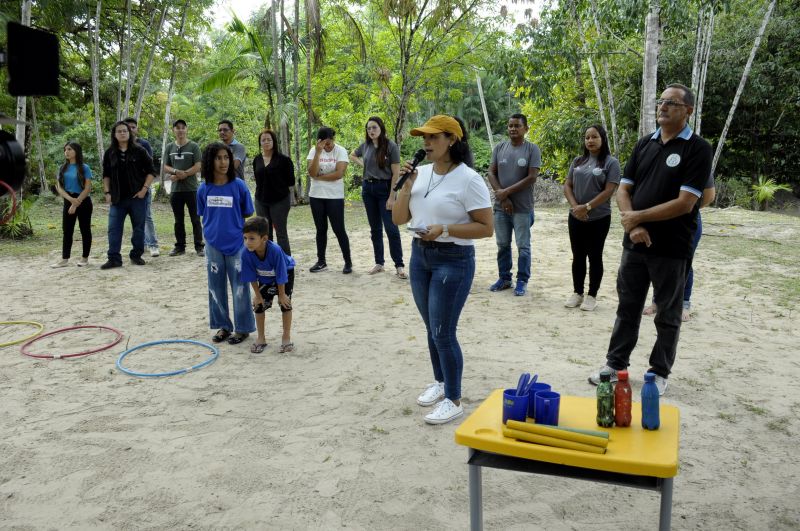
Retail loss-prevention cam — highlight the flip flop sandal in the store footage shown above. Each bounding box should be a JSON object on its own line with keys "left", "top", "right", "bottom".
{"left": 212, "top": 329, "right": 231, "bottom": 343}
{"left": 250, "top": 343, "right": 267, "bottom": 353}
{"left": 227, "top": 333, "right": 249, "bottom": 345}
{"left": 279, "top": 342, "right": 294, "bottom": 353}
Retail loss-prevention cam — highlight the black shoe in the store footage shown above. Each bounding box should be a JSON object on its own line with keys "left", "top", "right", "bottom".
{"left": 130, "top": 256, "right": 146, "bottom": 265}
{"left": 196, "top": 248, "right": 205, "bottom": 257}
{"left": 169, "top": 248, "right": 185, "bottom": 256}
{"left": 100, "top": 260, "right": 122, "bottom": 270}
{"left": 342, "top": 263, "right": 353, "bottom": 274}
{"left": 310, "top": 261, "right": 327, "bottom": 273}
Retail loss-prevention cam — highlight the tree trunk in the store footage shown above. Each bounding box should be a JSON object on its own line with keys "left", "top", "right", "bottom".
{"left": 292, "top": 0, "right": 301, "bottom": 204}
{"left": 571, "top": 0, "right": 607, "bottom": 133}
{"left": 91, "top": 0, "right": 105, "bottom": 165}
{"left": 589, "top": 0, "right": 619, "bottom": 154}
{"left": 692, "top": 6, "right": 715, "bottom": 135}
{"left": 31, "top": 99, "right": 46, "bottom": 193}
{"left": 134, "top": 4, "right": 169, "bottom": 122}
{"left": 712, "top": 0, "right": 776, "bottom": 175}
{"left": 15, "top": 0, "right": 32, "bottom": 149}
{"left": 304, "top": 12, "right": 313, "bottom": 200}
{"left": 271, "top": 0, "right": 287, "bottom": 154}
{"left": 120, "top": 0, "right": 133, "bottom": 120}
{"left": 639, "top": 0, "right": 660, "bottom": 137}
{"left": 159, "top": 0, "right": 190, "bottom": 196}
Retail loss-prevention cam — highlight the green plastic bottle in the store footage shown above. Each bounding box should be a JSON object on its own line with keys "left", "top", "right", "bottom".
{"left": 596, "top": 370, "right": 615, "bottom": 427}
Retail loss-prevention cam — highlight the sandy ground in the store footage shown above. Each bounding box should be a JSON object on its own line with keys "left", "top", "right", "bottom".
{"left": 1, "top": 204, "right": 799, "bottom": 530}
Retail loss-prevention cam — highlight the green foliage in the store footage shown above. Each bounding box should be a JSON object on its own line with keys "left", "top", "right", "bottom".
{"left": 0, "top": 196, "right": 36, "bottom": 240}
{"left": 751, "top": 175, "right": 792, "bottom": 210}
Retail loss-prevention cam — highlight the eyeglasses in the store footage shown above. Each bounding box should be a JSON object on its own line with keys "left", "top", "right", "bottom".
{"left": 656, "top": 99, "right": 687, "bottom": 108}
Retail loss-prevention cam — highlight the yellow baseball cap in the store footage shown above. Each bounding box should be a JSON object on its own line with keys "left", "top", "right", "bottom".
{"left": 409, "top": 115, "right": 463, "bottom": 141}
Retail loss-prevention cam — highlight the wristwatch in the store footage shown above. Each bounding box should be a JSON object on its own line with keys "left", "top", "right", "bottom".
{"left": 442, "top": 224, "right": 449, "bottom": 238}
{"left": 585, "top": 203, "right": 592, "bottom": 212}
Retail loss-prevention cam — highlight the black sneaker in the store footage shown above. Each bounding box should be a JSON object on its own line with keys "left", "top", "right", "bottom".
{"left": 196, "top": 248, "right": 205, "bottom": 257}
{"left": 169, "top": 248, "right": 185, "bottom": 256}
{"left": 130, "top": 256, "right": 146, "bottom": 265}
{"left": 100, "top": 260, "right": 122, "bottom": 270}
{"left": 309, "top": 262, "right": 327, "bottom": 273}
{"left": 342, "top": 263, "right": 353, "bottom": 274}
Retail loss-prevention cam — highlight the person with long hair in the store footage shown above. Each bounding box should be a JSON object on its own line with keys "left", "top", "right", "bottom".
{"left": 100, "top": 121, "right": 156, "bottom": 269}
{"left": 350, "top": 116, "right": 406, "bottom": 278}
{"left": 392, "top": 115, "right": 493, "bottom": 425}
{"left": 196, "top": 142, "right": 256, "bottom": 345}
{"left": 52, "top": 142, "right": 93, "bottom": 268}
{"left": 252, "top": 129, "right": 295, "bottom": 255}
{"left": 306, "top": 126, "right": 352, "bottom": 274}
{"left": 563, "top": 124, "right": 621, "bottom": 311}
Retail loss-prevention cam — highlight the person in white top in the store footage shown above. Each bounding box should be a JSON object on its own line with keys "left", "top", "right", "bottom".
{"left": 306, "top": 126, "right": 352, "bottom": 274}
{"left": 392, "top": 115, "right": 493, "bottom": 425}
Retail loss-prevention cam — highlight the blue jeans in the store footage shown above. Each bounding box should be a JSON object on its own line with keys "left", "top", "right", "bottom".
{"left": 144, "top": 188, "right": 158, "bottom": 248}
{"left": 409, "top": 240, "right": 475, "bottom": 401}
{"left": 493, "top": 209, "right": 534, "bottom": 283}
{"left": 107, "top": 196, "right": 147, "bottom": 263}
{"left": 205, "top": 244, "right": 255, "bottom": 334}
{"left": 683, "top": 213, "right": 703, "bottom": 307}
{"left": 362, "top": 180, "right": 404, "bottom": 267}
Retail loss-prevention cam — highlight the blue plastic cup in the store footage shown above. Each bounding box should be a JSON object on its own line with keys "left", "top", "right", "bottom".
{"left": 534, "top": 391, "right": 561, "bottom": 426}
{"left": 502, "top": 388, "right": 529, "bottom": 425}
{"left": 526, "top": 382, "right": 552, "bottom": 419}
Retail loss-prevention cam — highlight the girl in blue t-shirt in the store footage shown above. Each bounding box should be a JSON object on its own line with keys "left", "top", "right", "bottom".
{"left": 197, "top": 142, "right": 256, "bottom": 345}
{"left": 52, "top": 142, "right": 93, "bottom": 267}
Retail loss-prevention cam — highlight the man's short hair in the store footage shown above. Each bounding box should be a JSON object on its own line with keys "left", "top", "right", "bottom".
{"left": 172, "top": 119, "right": 187, "bottom": 128}
{"left": 218, "top": 119, "right": 234, "bottom": 131}
{"left": 243, "top": 216, "right": 270, "bottom": 236}
{"left": 666, "top": 83, "right": 695, "bottom": 107}
{"left": 123, "top": 117, "right": 137, "bottom": 125}
{"left": 509, "top": 113, "right": 528, "bottom": 127}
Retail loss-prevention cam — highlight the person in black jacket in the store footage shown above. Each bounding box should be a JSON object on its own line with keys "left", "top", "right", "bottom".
{"left": 252, "top": 129, "right": 295, "bottom": 255}
{"left": 100, "top": 120, "right": 156, "bottom": 269}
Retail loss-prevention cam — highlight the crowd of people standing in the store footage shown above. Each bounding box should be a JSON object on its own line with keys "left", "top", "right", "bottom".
{"left": 49, "top": 83, "right": 712, "bottom": 425}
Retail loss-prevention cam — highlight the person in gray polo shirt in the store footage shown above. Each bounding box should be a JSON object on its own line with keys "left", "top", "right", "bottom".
{"left": 164, "top": 119, "right": 204, "bottom": 256}
{"left": 218, "top": 119, "right": 247, "bottom": 180}
{"left": 486, "top": 113, "right": 541, "bottom": 296}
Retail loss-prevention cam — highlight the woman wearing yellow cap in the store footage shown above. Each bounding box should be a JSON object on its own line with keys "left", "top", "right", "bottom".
{"left": 392, "top": 115, "right": 493, "bottom": 425}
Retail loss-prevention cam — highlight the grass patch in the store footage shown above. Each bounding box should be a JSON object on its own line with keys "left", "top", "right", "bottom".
{"left": 717, "top": 412, "right": 737, "bottom": 423}
{"left": 766, "top": 417, "right": 791, "bottom": 435}
{"left": 566, "top": 356, "right": 592, "bottom": 367}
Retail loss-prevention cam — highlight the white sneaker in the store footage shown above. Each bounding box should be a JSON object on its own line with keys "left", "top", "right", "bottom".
{"left": 50, "top": 258, "right": 68, "bottom": 268}
{"left": 588, "top": 365, "right": 618, "bottom": 385}
{"left": 424, "top": 398, "right": 463, "bottom": 425}
{"left": 416, "top": 382, "right": 445, "bottom": 406}
{"left": 654, "top": 374, "right": 668, "bottom": 396}
{"left": 149, "top": 246, "right": 160, "bottom": 257}
{"left": 77, "top": 257, "right": 89, "bottom": 267}
{"left": 565, "top": 293, "right": 584, "bottom": 308}
{"left": 580, "top": 295, "right": 598, "bottom": 311}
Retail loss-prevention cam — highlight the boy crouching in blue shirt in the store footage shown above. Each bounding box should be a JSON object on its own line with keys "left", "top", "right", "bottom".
{"left": 241, "top": 216, "right": 295, "bottom": 353}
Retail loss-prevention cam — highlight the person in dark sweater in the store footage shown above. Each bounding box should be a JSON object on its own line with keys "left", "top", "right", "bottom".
{"left": 252, "top": 129, "right": 295, "bottom": 255}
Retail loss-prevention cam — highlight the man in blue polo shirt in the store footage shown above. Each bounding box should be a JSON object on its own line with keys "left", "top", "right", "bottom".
{"left": 588, "top": 84, "right": 712, "bottom": 396}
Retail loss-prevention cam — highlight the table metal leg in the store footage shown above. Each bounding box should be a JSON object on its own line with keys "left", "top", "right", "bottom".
{"left": 468, "top": 448, "right": 483, "bottom": 531}
{"left": 659, "top": 477, "right": 673, "bottom": 531}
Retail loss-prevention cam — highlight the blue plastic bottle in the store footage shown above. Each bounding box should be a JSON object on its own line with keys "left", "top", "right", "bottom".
{"left": 641, "top": 372, "right": 660, "bottom": 430}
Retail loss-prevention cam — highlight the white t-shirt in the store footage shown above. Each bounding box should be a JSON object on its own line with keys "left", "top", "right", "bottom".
{"left": 306, "top": 144, "right": 348, "bottom": 199}
{"left": 408, "top": 163, "right": 492, "bottom": 246}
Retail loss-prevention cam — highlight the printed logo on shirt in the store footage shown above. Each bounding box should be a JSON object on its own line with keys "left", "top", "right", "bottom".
{"left": 256, "top": 268, "right": 276, "bottom": 277}
{"left": 207, "top": 195, "right": 233, "bottom": 208}
{"left": 517, "top": 157, "right": 527, "bottom": 167}
{"left": 666, "top": 154, "right": 681, "bottom": 167}
{"left": 499, "top": 158, "right": 508, "bottom": 165}
{"left": 592, "top": 167, "right": 603, "bottom": 176}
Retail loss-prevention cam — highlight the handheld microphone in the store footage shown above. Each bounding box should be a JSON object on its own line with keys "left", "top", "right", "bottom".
{"left": 393, "top": 149, "right": 427, "bottom": 192}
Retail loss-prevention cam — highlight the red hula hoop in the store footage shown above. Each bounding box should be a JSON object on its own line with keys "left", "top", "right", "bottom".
{"left": 0, "top": 180, "right": 18, "bottom": 225}
{"left": 20, "top": 325, "right": 125, "bottom": 359}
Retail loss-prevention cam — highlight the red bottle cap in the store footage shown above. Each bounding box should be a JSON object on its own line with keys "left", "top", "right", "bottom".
{"left": 617, "top": 370, "right": 629, "bottom": 381}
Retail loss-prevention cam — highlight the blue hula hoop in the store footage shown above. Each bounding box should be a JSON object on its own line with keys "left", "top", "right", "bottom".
{"left": 116, "top": 339, "right": 219, "bottom": 378}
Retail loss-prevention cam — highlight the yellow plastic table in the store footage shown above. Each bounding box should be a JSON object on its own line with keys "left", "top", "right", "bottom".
{"left": 455, "top": 389, "right": 680, "bottom": 530}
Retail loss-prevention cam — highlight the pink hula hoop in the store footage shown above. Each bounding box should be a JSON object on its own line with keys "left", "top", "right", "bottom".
{"left": 20, "top": 325, "right": 125, "bottom": 359}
